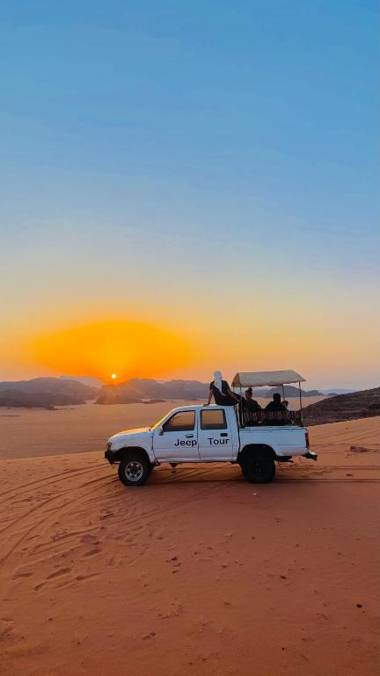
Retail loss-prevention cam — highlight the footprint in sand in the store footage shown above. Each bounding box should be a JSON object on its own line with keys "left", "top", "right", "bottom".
{"left": 34, "top": 582, "right": 45, "bottom": 591}
{"left": 142, "top": 631, "right": 156, "bottom": 640}
{"left": 46, "top": 567, "right": 71, "bottom": 580}
{"left": 13, "top": 570, "right": 33, "bottom": 579}
{"left": 0, "top": 618, "right": 16, "bottom": 641}
{"left": 75, "top": 573, "right": 99, "bottom": 581}
{"left": 83, "top": 547, "right": 101, "bottom": 557}
{"left": 80, "top": 533, "right": 99, "bottom": 545}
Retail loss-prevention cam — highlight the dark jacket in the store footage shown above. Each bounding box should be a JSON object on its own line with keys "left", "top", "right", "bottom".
{"left": 209, "top": 380, "right": 237, "bottom": 406}
{"left": 265, "top": 400, "right": 286, "bottom": 412}
{"left": 243, "top": 398, "right": 262, "bottom": 412}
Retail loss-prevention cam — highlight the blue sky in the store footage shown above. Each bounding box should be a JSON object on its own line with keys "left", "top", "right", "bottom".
{"left": 0, "top": 1, "right": 379, "bottom": 387}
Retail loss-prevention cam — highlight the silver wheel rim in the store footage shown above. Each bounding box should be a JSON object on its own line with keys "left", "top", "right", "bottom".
{"left": 124, "top": 460, "right": 144, "bottom": 482}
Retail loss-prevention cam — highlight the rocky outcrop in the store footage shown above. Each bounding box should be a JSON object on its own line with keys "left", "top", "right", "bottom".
{"left": 96, "top": 378, "right": 209, "bottom": 404}
{"left": 0, "top": 378, "right": 98, "bottom": 408}
{"left": 303, "top": 386, "right": 380, "bottom": 425}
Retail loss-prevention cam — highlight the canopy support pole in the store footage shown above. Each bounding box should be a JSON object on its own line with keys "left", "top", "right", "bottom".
{"left": 298, "top": 381, "right": 303, "bottom": 424}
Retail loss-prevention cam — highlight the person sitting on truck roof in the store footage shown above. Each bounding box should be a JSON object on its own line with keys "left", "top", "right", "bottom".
{"left": 206, "top": 371, "right": 240, "bottom": 406}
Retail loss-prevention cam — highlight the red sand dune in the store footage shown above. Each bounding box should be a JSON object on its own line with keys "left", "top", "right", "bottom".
{"left": 0, "top": 409, "right": 379, "bottom": 675}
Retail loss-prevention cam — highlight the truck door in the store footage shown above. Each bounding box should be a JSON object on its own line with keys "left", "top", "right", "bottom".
{"left": 198, "top": 408, "right": 234, "bottom": 461}
{"left": 153, "top": 410, "right": 200, "bottom": 461}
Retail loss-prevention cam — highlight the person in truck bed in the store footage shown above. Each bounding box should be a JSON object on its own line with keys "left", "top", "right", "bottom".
{"left": 241, "top": 387, "right": 262, "bottom": 426}
{"left": 244, "top": 387, "right": 261, "bottom": 411}
{"left": 265, "top": 393, "right": 288, "bottom": 424}
{"left": 265, "top": 392, "right": 287, "bottom": 412}
{"left": 207, "top": 371, "right": 240, "bottom": 406}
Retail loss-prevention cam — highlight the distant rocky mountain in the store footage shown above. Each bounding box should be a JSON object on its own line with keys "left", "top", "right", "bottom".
{"left": 303, "top": 386, "right": 380, "bottom": 425}
{"left": 0, "top": 376, "right": 327, "bottom": 409}
{"left": 96, "top": 378, "right": 324, "bottom": 404}
{"left": 257, "top": 385, "right": 323, "bottom": 398}
{"left": 0, "top": 391, "right": 82, "bottom": 409}
{"left": 96, "top": 378, "right": 208, "bottom": 404}
{"left": 60, "top": 375, "right": 103, "bottom": 388}
{"left": 319, "top": 388, "right": 359, "bottom": 396}
{"left": 0, "top": 378, "right": 98, "bottom": 408}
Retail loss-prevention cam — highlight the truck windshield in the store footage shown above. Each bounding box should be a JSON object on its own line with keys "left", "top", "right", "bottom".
{"left": 151, "top": 413, "right": 169, "bottom": 430}
{"left": 151, "top": 409, "right": 198, "bottom": 431}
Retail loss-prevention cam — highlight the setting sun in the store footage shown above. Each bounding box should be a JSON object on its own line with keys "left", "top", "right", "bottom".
{"left": 111, "top": 373, "right": 117, "bottom": 380}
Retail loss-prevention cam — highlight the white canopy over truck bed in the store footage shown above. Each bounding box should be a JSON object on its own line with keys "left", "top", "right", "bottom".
{"left": 232, "top": 370, "right": 306, "bottom": 427}
{"left": 232, "top": 370, "right": 305, "bottom": 388}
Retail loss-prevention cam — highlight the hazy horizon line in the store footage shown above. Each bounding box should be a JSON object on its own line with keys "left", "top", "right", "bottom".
{"left": 0, "top": 372, "right": 372, "bottom": 393}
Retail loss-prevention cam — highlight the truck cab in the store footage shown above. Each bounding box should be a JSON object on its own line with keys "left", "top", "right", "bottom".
{"left": 152, "top": 406, "right": 239, "bottom": 462}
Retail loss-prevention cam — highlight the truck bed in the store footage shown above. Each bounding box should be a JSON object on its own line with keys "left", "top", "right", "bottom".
{"left": 239, "top": 424, "right": 308, "bottom": 457}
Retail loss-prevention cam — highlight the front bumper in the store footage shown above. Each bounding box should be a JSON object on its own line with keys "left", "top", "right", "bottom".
{"left": 105, "top": 449, "right": 116, "bottom": 464}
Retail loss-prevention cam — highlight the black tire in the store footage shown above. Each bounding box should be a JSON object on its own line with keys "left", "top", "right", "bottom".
{"left": 118, "top": 451, "right": 152, "bottom": 487}
{"left": 240, "top": 449, "right": 275, "bottom": 483}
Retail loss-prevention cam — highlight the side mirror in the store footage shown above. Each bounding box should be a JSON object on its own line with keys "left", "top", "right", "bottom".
{"left": 158, "top": 426, "right": 164, "bottom": 436}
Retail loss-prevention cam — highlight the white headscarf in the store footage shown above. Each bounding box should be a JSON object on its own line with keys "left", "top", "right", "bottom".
{"left": 213, "top": 371, "right": 223, "bottom": 393}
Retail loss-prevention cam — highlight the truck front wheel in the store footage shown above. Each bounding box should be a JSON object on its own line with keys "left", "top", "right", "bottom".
{"left": 118, "top": 452, "right": 152, "bottom": 487}
{"left": 240, "top": 450, "right": 275, "bottom": 483}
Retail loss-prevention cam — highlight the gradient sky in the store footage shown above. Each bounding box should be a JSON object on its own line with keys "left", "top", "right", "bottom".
{"left": 1, "top": 1, "right": 379, "bottom": 388}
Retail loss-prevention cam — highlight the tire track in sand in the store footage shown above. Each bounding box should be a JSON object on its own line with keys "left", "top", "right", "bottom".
{"left": 0, "top": 468, "right": 113, "bottom": 567}
{"left": 0, "top": 464, "right": 228, "bottom": 583}
{"left": 0, "top": 461, "right": 102, "bottom": 502}
{"left": 2, "top": 460, "right": 378, "bottom": 586}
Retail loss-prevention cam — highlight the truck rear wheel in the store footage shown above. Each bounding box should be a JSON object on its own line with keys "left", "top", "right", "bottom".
{"left": 240, "top": 449, "right": 275, "bottom": 483}
{"left": 118, "top": 452, "right": 152, "bottom": 487}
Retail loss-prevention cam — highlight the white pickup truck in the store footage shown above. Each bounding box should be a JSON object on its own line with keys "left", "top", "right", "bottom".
{"left": 104, "top": 370, "right": 317, "bottom": 486}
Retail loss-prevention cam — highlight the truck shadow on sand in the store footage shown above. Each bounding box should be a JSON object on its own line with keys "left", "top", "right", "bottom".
{"left": 147, "top": 464, "right": 380, "bottom": 485}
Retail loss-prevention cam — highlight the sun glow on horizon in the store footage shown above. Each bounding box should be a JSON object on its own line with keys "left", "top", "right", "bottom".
{"left": 19, "top": 318, "right": 196, "bottom": 381}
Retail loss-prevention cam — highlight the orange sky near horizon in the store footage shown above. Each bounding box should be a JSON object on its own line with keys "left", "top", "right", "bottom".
{"left": 1, "top": 310, "right": 379, "bottom": 389}
{"left": 16, "top": 319, "right": 197, "bottom": 384}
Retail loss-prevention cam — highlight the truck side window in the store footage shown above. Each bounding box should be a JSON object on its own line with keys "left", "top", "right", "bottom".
{"left": 200, "top": 409, "right": 227, "bottom": 430}
{"left": 162, "top": 411, "right": 195, "bottom": 432}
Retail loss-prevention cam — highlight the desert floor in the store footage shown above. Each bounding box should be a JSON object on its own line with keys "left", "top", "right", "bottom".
{"left": 0, "top": 405, "right": 379, "bottom": 675}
